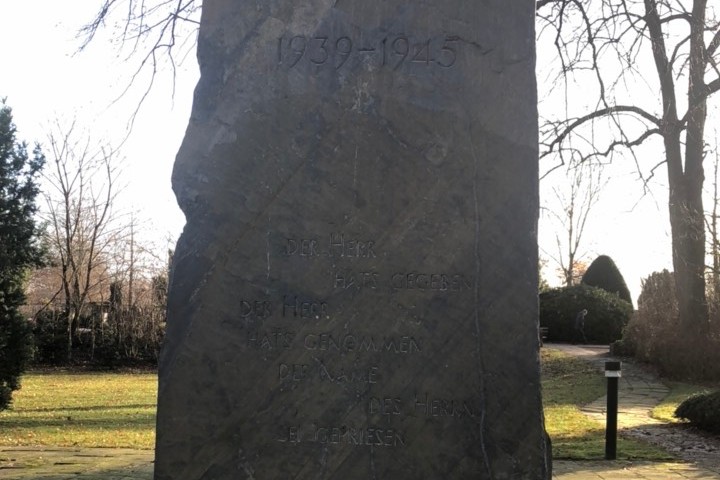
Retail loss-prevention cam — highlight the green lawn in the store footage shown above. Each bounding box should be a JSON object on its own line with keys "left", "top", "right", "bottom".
{"left": 0, "top": 351, "right": 701, "bottom": 458}
{"left": 651, "top": 381, "right": 713, "bottom": 423}
{"left": 0, "top": 371, "right": 156, "bottom": 449}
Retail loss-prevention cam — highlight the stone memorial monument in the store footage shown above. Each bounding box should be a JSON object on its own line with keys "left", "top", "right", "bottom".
{"left": 155, "top": 1, "right": 549, "bottom": 478}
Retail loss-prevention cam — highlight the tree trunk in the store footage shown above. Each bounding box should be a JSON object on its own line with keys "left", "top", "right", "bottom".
{"left": 665, "top": 121, "right": 708, "bottom": 333}
{"left": 66, "top": 316, "right": 73, "bottom": 362}
{"left": 674, "top": 0, "right": 709, "bottom": 333}
{"left": 646, "top": 0, "right": 709, "bottom": 333}
{"left": 669, "top": 182, "right": 709, "bottom": 332}
{"left": 712, "top": 157, "right": 720, "bottom": 296}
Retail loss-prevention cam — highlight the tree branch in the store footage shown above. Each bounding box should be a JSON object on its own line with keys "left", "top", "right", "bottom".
{"left": 707, "top": 25, "right": 720, "bottom": 57}
{"left": 541, "top": 105, "right": 661, "bottom": 159}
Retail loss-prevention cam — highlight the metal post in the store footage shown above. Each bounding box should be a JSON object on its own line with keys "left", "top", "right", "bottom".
{"left": 604, "top": 361, "right": 621, "bottom": 460}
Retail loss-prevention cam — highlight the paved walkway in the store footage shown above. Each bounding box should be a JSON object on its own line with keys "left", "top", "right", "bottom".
{"left": 1, "top": 345, "right": 719, "bottom": 479}
{"left": 0, "top": 447, "right": 153, "bottom": 479}
{"left": 550, "top": 344, "right": 670, "bottom": 428}
{"left": 549, "top": 343, "right": 720, "bottom": 480}
{"left": 2, "top": 446, "right": 719, "bottom": 480}
{"left": 555, "top": 460, "right": 720, "bottom": 479}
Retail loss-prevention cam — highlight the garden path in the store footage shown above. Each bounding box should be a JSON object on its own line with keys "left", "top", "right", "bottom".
{"left": 549, "top": 343, "right": 720, "bottom": 479}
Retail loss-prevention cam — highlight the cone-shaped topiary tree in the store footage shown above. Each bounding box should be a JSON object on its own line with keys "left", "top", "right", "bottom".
{"left": 581, "top": 255, "right": 633, "bottom": 306}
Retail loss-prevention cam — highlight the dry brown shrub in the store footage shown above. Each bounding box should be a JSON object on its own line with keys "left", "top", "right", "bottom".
{"left": 622, "top": 270, "right": 720, "bottom": 380}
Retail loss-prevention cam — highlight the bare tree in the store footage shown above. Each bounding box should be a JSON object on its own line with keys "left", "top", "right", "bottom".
{"left": 102, "top": 212, "right": 174, "bottom": 360}
{"left": 42, "top": 122, "right": 121, "bottom": 360}
{"left": 78, "top": 0, "right": 201, "bottom": 121}
{"left": 543, "top": 161, "right": 605, "bottom": 287}
{"left": 537, "top": 0, "right": 720, "bottom": 333}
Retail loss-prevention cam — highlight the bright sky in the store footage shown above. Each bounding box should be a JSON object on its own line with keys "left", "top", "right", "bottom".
{"left": 0, "top": 1, "right": 197, "bottom": 254}
{"left": 0, "top": 2, "right": 681, "bottom": 302}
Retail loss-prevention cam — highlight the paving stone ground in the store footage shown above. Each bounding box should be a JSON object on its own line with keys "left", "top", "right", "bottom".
{"left": 2, "top": 344, "right": 719, "bottom": 479}
{"left": 0, "top": 447, "right": 153, "bottom": 479}
{"left": 554, "top": 460, "right": 720, "bottom": 479}
{"left": 2, "top": 447, "right": 719, "bottom": 480}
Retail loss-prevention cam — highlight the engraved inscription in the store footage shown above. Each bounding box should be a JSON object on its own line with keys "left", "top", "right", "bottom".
{"left": 391, "top": 273, "right": 472, "bottom": 291}
{"left": 414, "top": 394, "right": 478, "bottom": 418}
{"left": 277, "top": 34, "right": 460, "bottom": 70}
{"left": 334, "top": 271, "right": 379, "bottom": 290}
{"left": 334, "top": 271, "right": 471, "bottom": 292}
{"left": 313, "top": 426, "right": 405, "bottom": 447}
{"left": 366, "top": 394, "right": 479, "bottom": 418}
{"left": 277, "top": 362, "right": 380, "bottom": 384}
{"left": 247, "top": 330, "right": 295, "bottom": 350}
{"left": 239, "top": 300, "right": 273, "bottom": 319}
{"left": 282, "top": 295, "right": 329, "bottom": 319}
{"left": 278, "top": 425, "right": 406, "bottom": 447}
{"left": 278, "top": 363, "right": 309, "bottom": 381}
{"left": 328, "top": 233, "right": 376, "bottom": 258}
{"left": 267, "top": 218, "right": 475, "bottom": 449}
{"left": 368, "top": 397, "right": 403, "bottom": 416}
{"left": 285, "top": 233, "right": 377, "bottom": 258}
{"left": 318, "top": 363, "right": 379, "bottom": 384}
{"left": 244, "top": 330, "right": 422, "bottom": 354}
{"left": 285, "top": 237, "right": 319, "bottom": 256}
{"left": 303, "top": 333, "right": 422, "bottom": 354}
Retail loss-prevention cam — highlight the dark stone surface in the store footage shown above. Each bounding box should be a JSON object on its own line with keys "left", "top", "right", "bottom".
{"left": 155, "top": 1, "right": 548, "bottom": 478}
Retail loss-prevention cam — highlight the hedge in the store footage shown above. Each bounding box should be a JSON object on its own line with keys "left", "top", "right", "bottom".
{"left": 539, "top": 284, "right": 633, "bottom": 344}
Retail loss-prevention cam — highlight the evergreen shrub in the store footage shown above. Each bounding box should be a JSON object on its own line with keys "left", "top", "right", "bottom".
{"left": 675, "top": 390, "right": 720, "bottom": 434}
{"left": 581, "top": 255, "right": 633, "bottom": 305}
{"left": 539, "top": 284, "right": 633, "bottom": 344}
{"left": 0, "top": 286, "right": 34, "bottom": 408}
{"left": 31, "top": 310, "right": 68, "bottom": 366}
{"left": 0, "top": 101, "right": 45, "bottom": 410}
